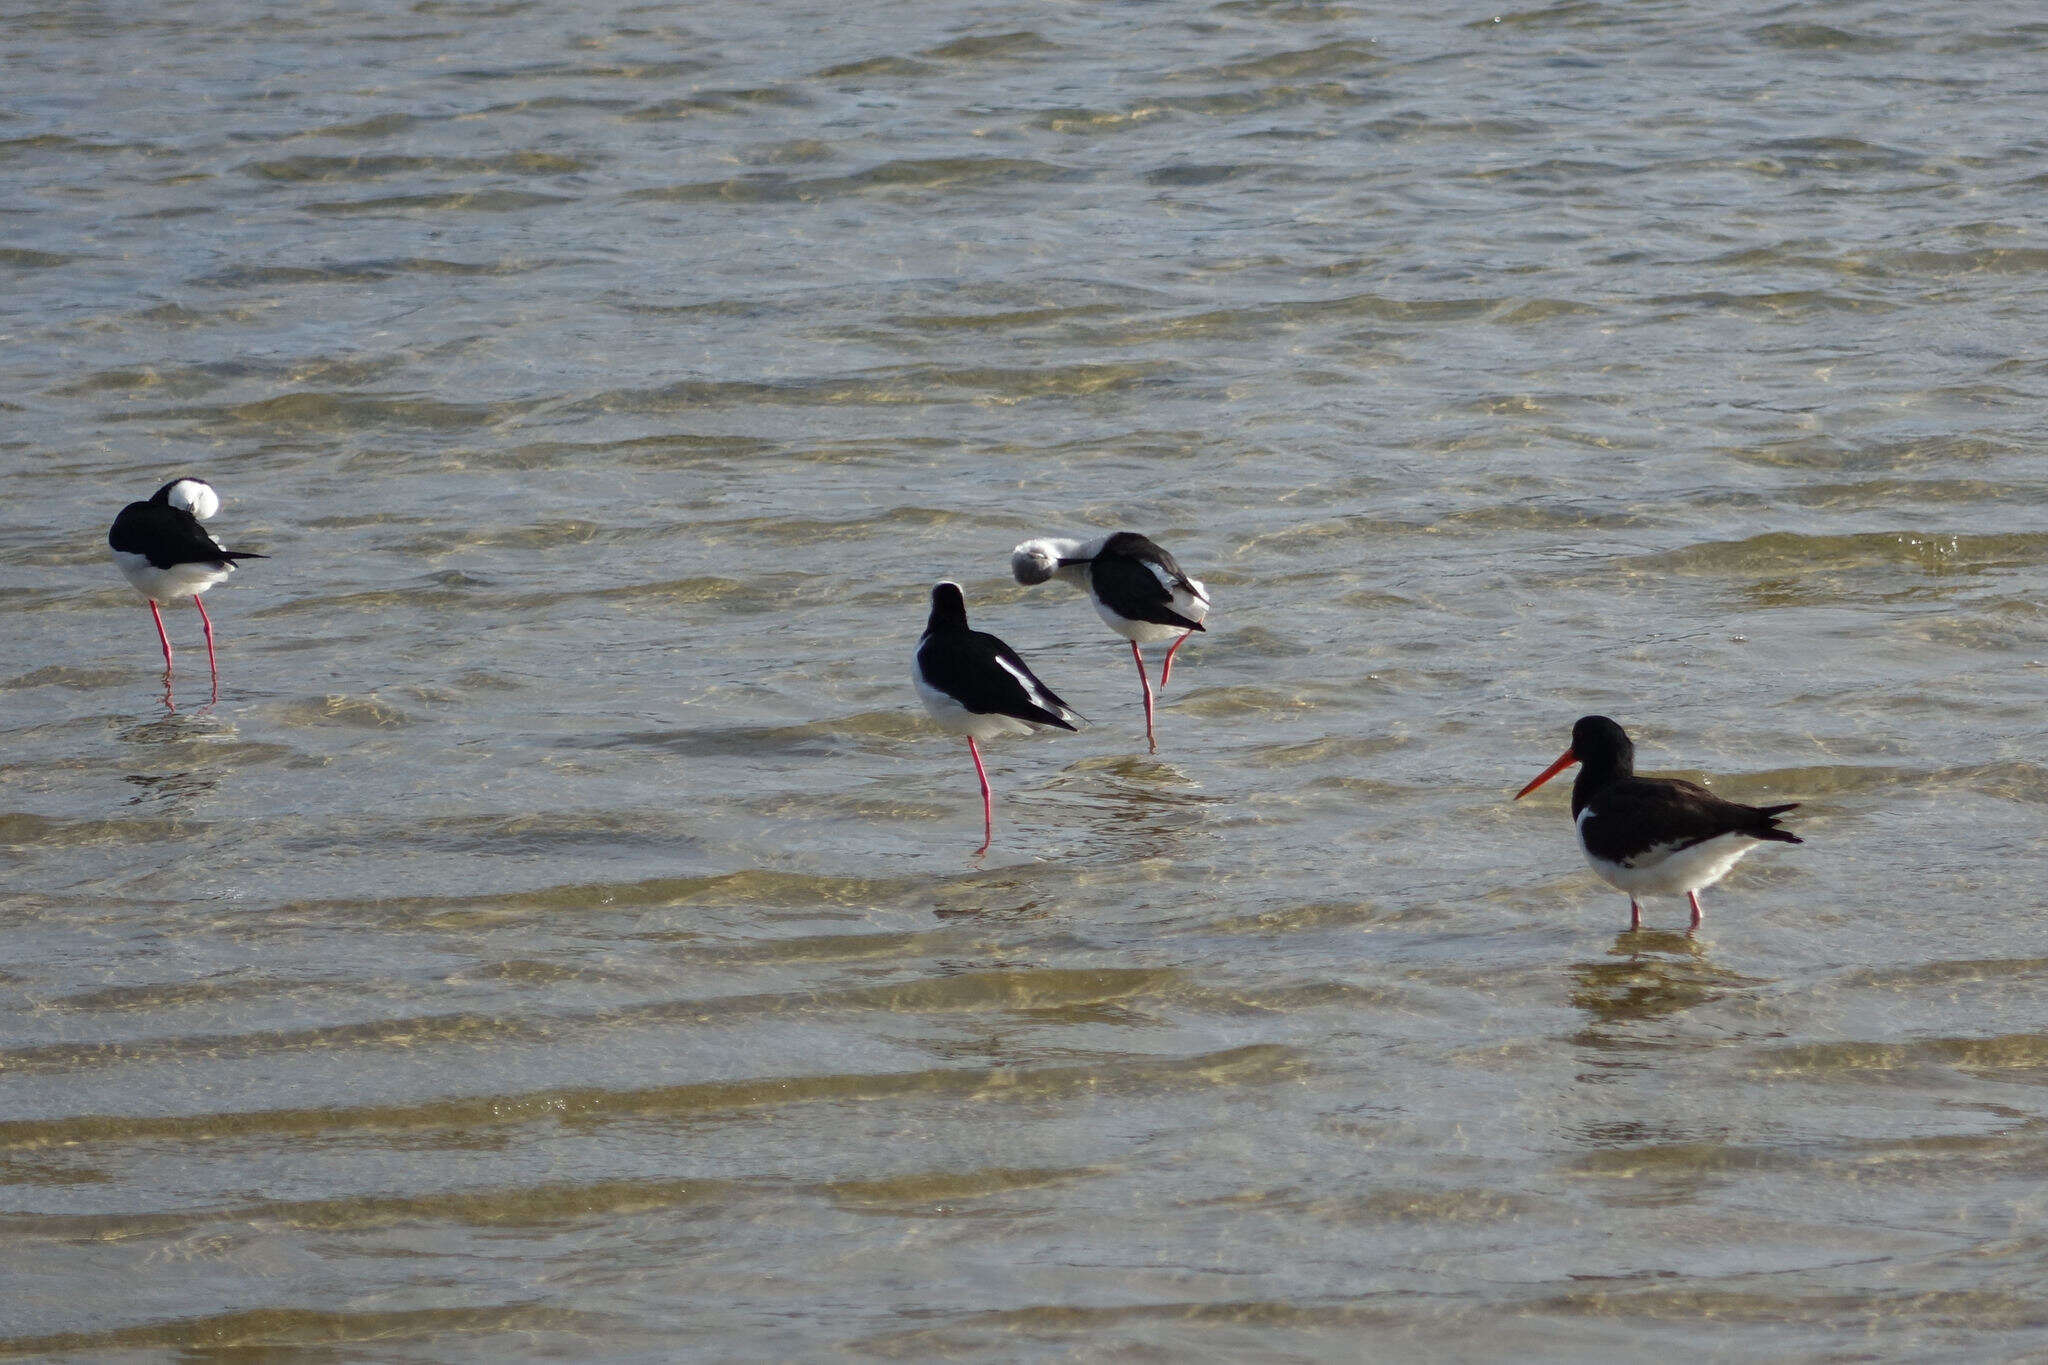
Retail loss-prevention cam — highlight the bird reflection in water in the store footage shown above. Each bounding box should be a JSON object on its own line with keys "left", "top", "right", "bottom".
{"left": 118, "top": 712, "right": 235, "bottom": 806}
{"left": 123, "top": 771, "right": 221, "bottom": 806}
{"left": 1051, "top": 753, "right": 1217, "bottom": 867}
{"left": 1567, "top": 932, "right": 1765, "bottom": 1032}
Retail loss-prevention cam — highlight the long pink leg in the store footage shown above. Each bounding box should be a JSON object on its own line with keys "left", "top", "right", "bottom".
{"left": 194, "top": 596, "right": 220, "bottom": 703}
{"left": 1687, "top": 891, "right": 1704, "bottom": 934}
{"left": 1160, "top": 629, "right": 1193, "bottom": 689}
{"left": 148, "top": 600, "right": 174, "bottom": 673}
{"left": 194, "top": 597, "right": 218, "bottom": 677}
{"left": 1628, "top": 898, "right": 1642, "bottom": 931}
{"left": 968, "top": 736, "right": 993, "bottom": 854}
{"left": 1131, "top": 640, "right": 1156, "bottom": 754}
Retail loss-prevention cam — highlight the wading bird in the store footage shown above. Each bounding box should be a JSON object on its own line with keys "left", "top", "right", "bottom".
{"left": 1515, "top": 715, "right": 1801, "bottom": 932}
{"left": 913, "top": 581, "right": 1081, "bottom": 854}
{"left": 1011, "top": 532, "right": 1209, "bottom": 753}
{"left": 108, "top": 477, "right": 266, "bottom": 703}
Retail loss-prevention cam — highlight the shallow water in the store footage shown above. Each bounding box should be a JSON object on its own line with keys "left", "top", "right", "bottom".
{"left": 6, "top": 0, "right": 2048, "bottom": 1357}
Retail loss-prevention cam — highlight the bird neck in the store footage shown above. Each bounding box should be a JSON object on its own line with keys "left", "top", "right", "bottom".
{"left": 1569, "top": 752, "right": 1632, "bottom": 815}
{"left": 925, "top": 599, "right": 970, "bottom": 636}
{"left": 1047, "top": 537, "right": 1099, "bottom": 579}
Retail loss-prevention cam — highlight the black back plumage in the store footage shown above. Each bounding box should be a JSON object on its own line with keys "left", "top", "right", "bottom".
{"left": 1085, "top": 531, "right": 1205, "bottom": 632}
{"left": 917, "top": 584, "right": 1079, "bottom": 730}
{"left": 1570, "top": 715, "right": 1802, "bottom": 861}
{"left": 108, "top": 480, "right": 267, "bottom": 570}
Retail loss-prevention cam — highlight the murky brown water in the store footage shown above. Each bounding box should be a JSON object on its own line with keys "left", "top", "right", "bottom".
{"left": 6, "top": 0, "right": 2048, "bottom": 1357}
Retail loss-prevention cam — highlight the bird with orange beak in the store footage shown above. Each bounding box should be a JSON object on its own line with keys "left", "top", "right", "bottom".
{"left": 1515, "top": 715, "right": 1802, "bottom": 932}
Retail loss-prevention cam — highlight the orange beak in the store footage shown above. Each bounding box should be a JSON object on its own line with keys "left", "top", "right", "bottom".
{"left": 1515, "top": 748, "right": 1577, "bottom": 800}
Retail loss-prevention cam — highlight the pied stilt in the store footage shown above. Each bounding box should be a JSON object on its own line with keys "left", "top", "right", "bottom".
{"left": 108, "top": 477, "right": 266, "bottom": 703}
{"left": 1010, "top": 531, "right": 1209, "bottom": 754}
{"left": 912, "top": 581, "right": 1081, "bottom": 854}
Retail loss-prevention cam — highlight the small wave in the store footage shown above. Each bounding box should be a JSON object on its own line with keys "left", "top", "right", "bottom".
{"left": 0, "top": 1045, "right": 1304, "bottom": 1149}
{"left": 193, "top": 256, "right": 563, "bottom": 287}
{"left": 303, "top": 189, "right": 573, "bottom": 215}
{"left": 0, "top": 1305, "right": 622, "bottom": 1359}
{"left": 1624, "top": 530, "right": 2048, "bottom": 577}
{"left": 0, "top": 247, "right": 72, "bottom": 268}
{"left": 242, "top": 151, "right": 591, "bottom": 181}
{"left": 112, "top": 390, "right": 514, "bottom": 434}
{"left": 629, "top": 156, "right": 1084, "bottom": 203}
{"left": 1751, "top": 22, "right": 1907, "bottom": 53}
{"left": 1184, "top": 41, "right": 1381, "bottom": 81}
{"left": 623, "top": 86, "right": 812, "bottom": 120}
{"left": 920, "top": 31, "right": 1063, "bottom": 60}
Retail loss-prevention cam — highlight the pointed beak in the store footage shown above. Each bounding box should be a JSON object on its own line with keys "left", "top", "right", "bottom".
{"left": 1515, "top": 748, "right": 1577, "bottom": 800}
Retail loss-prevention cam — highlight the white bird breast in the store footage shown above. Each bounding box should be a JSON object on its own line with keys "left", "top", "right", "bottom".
{"left": 1091, "top": 560, "right": 1211, "bottom": 644}
{"left": 1575, "top": 807, "right": 1763, "bottom": 896}
{"left": 912, "top": 670, "right": 1039, "bottom": 741}
{"left": 112, "top": 550, "right": 235, "bottom": 602}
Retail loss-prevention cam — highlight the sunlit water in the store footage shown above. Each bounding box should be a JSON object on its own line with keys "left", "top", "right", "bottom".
{"left": 6, "top": 0, "right": 2048, "bottom": 1356}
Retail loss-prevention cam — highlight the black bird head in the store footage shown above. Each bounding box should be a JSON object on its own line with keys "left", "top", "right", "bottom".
{"left": 1570, "top": 715, "right": 1634, "bottom": 778}
{"left": 1516, "top": 714, "right": 1636, "bottom": 799}
{"left": 926, "top": 581, "right": 970, "bottom": 632}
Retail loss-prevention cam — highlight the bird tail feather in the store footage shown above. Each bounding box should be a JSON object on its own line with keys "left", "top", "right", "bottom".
{"left": 1754, "top": 801, "right": 1802, "bottom": 844}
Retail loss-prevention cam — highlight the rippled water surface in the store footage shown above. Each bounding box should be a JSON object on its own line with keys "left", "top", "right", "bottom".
{"left": 7, "top": 0, "right": 2048, "bottom": 1356}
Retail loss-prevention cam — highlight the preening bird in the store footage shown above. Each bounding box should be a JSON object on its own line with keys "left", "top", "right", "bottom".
{"left": 1011, "top": 531, "right": 1209, "bottom": 753}
{"left": 1515, "top": 715, "right": 1801, "bottom": 933}
{"left": 108, "top": 477, "right": 266, "bottom": 702}
{"left": 912, "top": 581, "right": 1081, "bottom": 854}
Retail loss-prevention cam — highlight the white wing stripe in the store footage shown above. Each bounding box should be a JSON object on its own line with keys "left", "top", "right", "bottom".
{"left": 994, "top": 654, "right": 1054, "bottom": 711}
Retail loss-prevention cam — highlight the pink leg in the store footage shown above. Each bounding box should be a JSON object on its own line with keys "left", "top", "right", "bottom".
{"left": 194, "top": 596, "right": 218, "bottom": 677}
{"left": 148, "top": 600, "right": 174, "bottom": 673}
{"left": 1687, "top": 891, "right": 1703, "bottom": 934}
{"left": 968, "top": 736, "right": 993, "bottom": 854}
{"left": 1131, "top": 640, "right": 1156, "bottom": 754}
{"left": 1628, "top": 898, "right": 1642, "bottom": 931}
{"left": 1160, "top": 629, "right": 1193, "bottom": 689}
{"left": 194, "top": 596, "right": 219, "bottom": 703}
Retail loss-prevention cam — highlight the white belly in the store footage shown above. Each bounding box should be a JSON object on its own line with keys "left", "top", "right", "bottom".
{"left": 912, "top": 672, "right": 1039, "bottom": 742}
{"left": 1578, "top": 809, "right": 1763, "bottom": 896}
{"left": 1091, "top": 592, "right": 1208, "bottom": 645}
{"left": 112, "top": 550, "right": 234, "bottom": 602}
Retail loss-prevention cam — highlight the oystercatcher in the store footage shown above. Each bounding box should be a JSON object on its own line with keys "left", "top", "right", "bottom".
{"left": 1514, "top": 715, "right": 1801, "bottom": 932}
{"left": 1010, "top": 531, "right": 1209, "bottom": 753}
{"left": 108, "top": 477, "right": 266, "bottom": 701}
{"left": 913, "top": 581, "right": 1082, "bottom": 853}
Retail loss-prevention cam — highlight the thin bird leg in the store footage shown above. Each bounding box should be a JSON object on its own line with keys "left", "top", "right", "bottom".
{"left": 194, "top": 595, "right": 219, "bottom": 702}
{"left": 1628, "top": 898, "right": 1642, "bottom": 932}
{"left": 968, "top": 736, "right": 993, "bottom": 854}
{"left": 148, "top": 599, "right": 174, "bottom": 673}
{"left": 1687, "top": 891, "right": 1704, "bottom": 934}
{"left": 1160, "top": 629, "right": 1192, "bottom": 689}
{"left": 1131, "top": 640, "right": 1156, "bottom": 754}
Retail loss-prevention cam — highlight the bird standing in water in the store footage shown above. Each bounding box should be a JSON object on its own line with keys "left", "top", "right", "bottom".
{"left": 108, "top": 477, "right": 266, "bottom": 704}
{"left": 913, "top": 581, "right": 1082, "bottom": 854}
{"left": 1011, "top": 531, "right": 1209, "bottom": 753}
{"left": 1515, "top": 715, "right": 1801, "bottom": 932}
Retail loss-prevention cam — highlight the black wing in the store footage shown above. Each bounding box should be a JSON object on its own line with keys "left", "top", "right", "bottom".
{"left": 917, "top": 631, "right": 1079, "bottom": 730}
{"left": 1583, "top": 776, "right": 1802, "bottom": 864}
{"left": 108, "top": 501, "right": 266, "bottom": 569}
{"left": 1090, "top": 534, "right": 1204, "bottom": 631}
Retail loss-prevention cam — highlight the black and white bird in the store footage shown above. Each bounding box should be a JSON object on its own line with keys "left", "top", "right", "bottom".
{"left": 1011, "top": 531, "right": 1210, "bottom": 753}
{"left": 108, "top": 477, "right": 266, "bottom": 700}
{"left": 1515, "top": 715, "right": 1801, "bottom": 933}
{"left": 913, "top": 581, "right": 1082, "bottom": 853}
